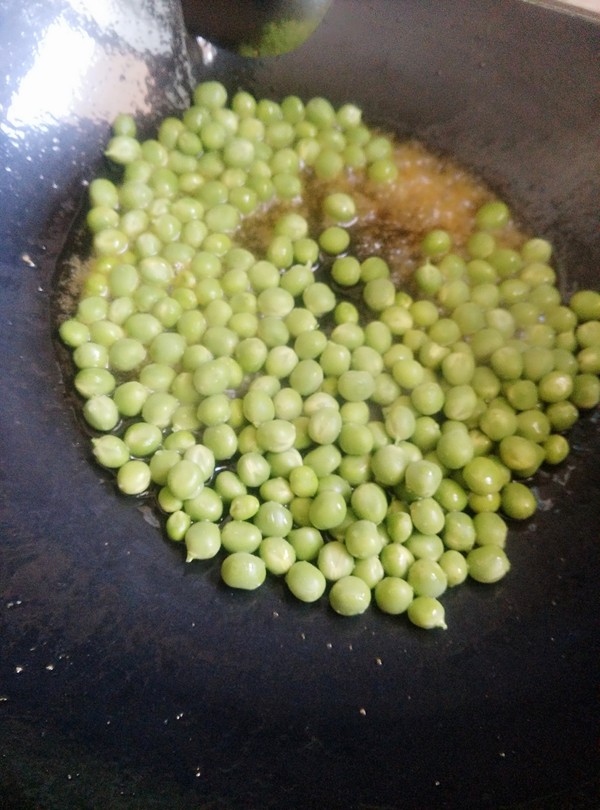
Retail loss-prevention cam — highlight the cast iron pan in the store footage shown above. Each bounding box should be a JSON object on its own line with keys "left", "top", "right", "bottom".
{"left": 1, "top": 1, "right": 599, "bottom": 807}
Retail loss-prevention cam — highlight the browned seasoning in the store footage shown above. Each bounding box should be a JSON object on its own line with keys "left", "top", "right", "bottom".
{"left": 238, "top": 137, "right": 527, "bottom": 285}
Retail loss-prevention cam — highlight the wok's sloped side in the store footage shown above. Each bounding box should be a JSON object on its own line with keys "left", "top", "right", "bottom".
{"left": 0, "top": 0, "right": 192, "bottom": 259}
{"left": 1, "top": 1, "right": 599, "bottom": 808}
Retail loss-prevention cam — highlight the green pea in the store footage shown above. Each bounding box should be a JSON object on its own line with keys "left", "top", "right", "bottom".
{"left": 372, "top": 577, "right": 412, "bottom": 615}
{"left": 259, "top": 537, "right": 296, "bottom": 575}
{"left": 294, "top": 330, "right": 327, "bottom": 361}
{"left": 467, "top": 544, "right": 510, "bottom": 583}
{"left": 242, "top": 389, "right": 275, "bottom": 426}
{"left": 108, "top": 337, "right": 146, "bottom": 371}
{"left": 440, "top": 349, "right": 475, "bottom": 387}
{"left": 123, "top": 422, "right": 162, "bottom": 457}
{"left": 259, "top": 477, "right": 293, "bottom": 505}
{"left": 72, "top": 341, "right": 108, "bottom": 370}
{"left": 306, "top": 408, "right": 341, "bottom": 446}
{"left": 111, "top": 381, "right": 147, "bottom": 417}
{"left": 89, "top": 177, "right": 119, "bottom": 208}
{"left": 309, "top": 491, "right": 347, "bottom": 531}
{"left": 148, "top": 449, "right": 181, "bottom": 486}
{"left": 137, "top": 363, "right": 175, "bottom": 393}
{"left": 571, "top": 373, "right": 600, "bottom": 409}
{"left": 570, "top": 289, "right": 600, "bottom": 321}
{"left": 157, "top": 486, "right": 182, "bottom": 514}
{"left": 407, "top": 558, "right": 447, "bottom": 598}
{"left": 318, "top": 224, "right": 350, "bottom": 255}
{"left": 410, "top": 381, "right": 445, "bottom": 416}
{"left": 335, "top": 424, "right": 372, "bottom": 461}
{"left": 329, "top": 576, "right": 372, "bottom": 616}
{"left": 165, "top": 387, "right": 198, "bottom": 422}
{"left": 74, "top": 367, "right": 116, "bottom": 399}
{"left": 284, "top": 527, "right": 321, "bottom": 562}
{"left": 338, "top": 401, "right": 368, "bottom": 425}
{"left": 499, "top": 435, "right": 545, "bottom": 476}
{"left": 92, "top": 435, "right": 130, "bottom": 468}
{"left": 346, "top": 482, "right": 386, "bottom": 524}
{"left": 105, "top": 135, "right": 141, "bottom": 165}
{"left": 165, "top": 510, "right": 191, "bottom": 543}
{"left": 183, "top": 487, "right": 223, "bottom": 522}
{"left": 228, "top": 494, "right": 260, "bottom": 521}
{"left": 115, "top": 459, "right": 151, "bottom": 495}
{"left": 473, "top": 511, "right": 508, "bottom": 547}
{"left": 214, "top": 470, "right": 246, "bottom": 502}
{"left": 369, "top": 444, "right": 408, "bottom": 487}
{"left": 504, "top": 380, "right": 539, "bottom": 412}
{"left": 342, "top": 555, "right": 379, "bottom": 592}
{"left": 543, "top": 434, "right": 570, "bottom": 465}
{"left": 520, "top": 238, "right": 552, "bottom": 264}
{"left": 236, "top": 452, "right": 271, "bottom": 488}
{"left": 314, "top": 148, "right": 344, "bottom": 180}
{"left": 271, "top": 388, "right": 303, "bottom": 422}
{"left": 467, "top": 232, "right": 496, "bottom": 261}
{"left": 221, "top": 552, "right": 266, "bottom": 590}
{"left": 407, "top": 596, "right": 447, "bottom": 630}
{"left": 264, "top": 345, "right": 297, "bottom": 380}
{"left": 386, "top": 511, "right": 413, "bottom": 544}
{"left": 443, "top": 385, "right": 478, "bottom": 422}
{"left": 256, "top": 420, "right": 296, "bottom": 453}
{"left": 287, "top": 358, "right": 323, "bottom": 396}
{"left": 343, "top": 520, "right": 382, "bottom": 559}
{"left": 141, "top": 391, "right": 179, "bottom": 428}
{"left": 404, "top": 532, "right": 444, "bottom": 561}
{"left": 501, "top": 481, "right": 537, "bottom": 519}
{"left": 414, "top": 262, "right": 443, "bottom": 295}
{"left": 538, "top": 371, "right": 574, "bottom": 403}
{"left": 302, "top": 281, "right": 337, "bottom": 317}
{"left": 382, "top": 402, "right": 415, "bottom": 442}
{"left": 442, "top": 512, "right": 476, "bottom": 552}
{"left": 253, "top": 501, "right": 293, "bottom": 537}
{"left": 532, "top": 317, "right": 564, "bottom": 350}
{"left": 404, "top": 460, "right": 442, "bottom": 498}
{"left": 317, "top": 540, "right": 355, "bottom": 581}
{"left": 59, "top": 318, "right": 91, "bottom": 348}
{"left": 463, "top": 456, "right": 509, "bottom": 495}
{"left": 368, "top": 157, "right": 398, "bottom": 183}
{"left": 83, "top": 395, "right": 120, "bottom": 431}
{"left": 285, "top": 561, "right": 326, "bottom": 602}
{"left": 266, "top": 448, "right": 303, "bottom": 479}
{"left": 322, "top": 192, "right": 356, "bottom": 224}
{"left": 184, "top": 522, "right": 221, "bottom": 561}
{"left": 385, "top": 361, "right": 420, "bottom": 397}
{"left": 419, "top": 229, "right": 451, "bottom": 259}
{"left": 263, "top": 232, "right": 294, "bottom": 268}
{"left": 335, "top": 454, "right": 368, "bottom": 486}
{"left": 220, "top": 521, "right": 262, "bottom": 555}
{"left": 409, "top": 498, "right": 445, "bottom": 536}
{"left": 435, "top": 550, "right": 467, "bottom": 587}
{"left": 577, "top": 346, "right": 600, "bottom": 374}
{"left": 379, "top": 541, "right": 414, "bottom": 578}
{"left": 182, "top": 444, "right": 216, "bottom": 481}
{"left": 468, "top": 491, "right": 501, "bottom": 514}
{"left": 434, "top": 479, "right": 468, "bottom": 512}
{"left": 436, "top": 422, "right": 475, "bottom": 470}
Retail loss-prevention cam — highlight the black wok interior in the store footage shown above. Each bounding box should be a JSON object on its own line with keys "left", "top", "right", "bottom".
{"left": 1, "top": 1, "right": 599, "bottom": 807}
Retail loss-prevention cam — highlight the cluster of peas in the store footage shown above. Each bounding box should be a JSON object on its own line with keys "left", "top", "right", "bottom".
{"left": 59, "top": 81, "right": 600, "bottom": 630}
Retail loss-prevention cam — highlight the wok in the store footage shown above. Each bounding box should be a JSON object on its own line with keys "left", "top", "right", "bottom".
{"left": 1, "top": 1, "right": 599, "bottom": 807}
